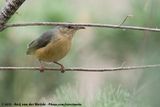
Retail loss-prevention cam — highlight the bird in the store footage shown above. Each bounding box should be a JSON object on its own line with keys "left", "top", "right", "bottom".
{"left": 26, "top": 25, "right": 85, "bottom": 73}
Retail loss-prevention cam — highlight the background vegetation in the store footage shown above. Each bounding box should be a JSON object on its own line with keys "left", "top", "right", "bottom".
{"left": 0, "top": 0, "right": 160, "bottom": 106}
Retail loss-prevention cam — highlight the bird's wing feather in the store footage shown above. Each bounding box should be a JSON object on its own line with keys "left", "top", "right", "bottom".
{"left": 26, "top": 30, "right": 55, "bottom": 54}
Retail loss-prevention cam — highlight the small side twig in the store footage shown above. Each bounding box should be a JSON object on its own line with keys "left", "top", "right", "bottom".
{"left": 119, "top": 14, "right": 133, "bottom": 26}
{"left": 0, "top": 64, "right": 160, "bottom": 72}
{"left": 2, "top": 22, "right": 160, "bottom": 32}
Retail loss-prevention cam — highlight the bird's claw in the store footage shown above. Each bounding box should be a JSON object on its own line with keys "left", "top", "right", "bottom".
{"left": 60, "top": 65, "right": 65, "bottom": 73}
{"left": 53, "top": 61, "right": 65, "bottom": 73}
{"left": 39, "top": 65, "right": 45, "bottom": 72}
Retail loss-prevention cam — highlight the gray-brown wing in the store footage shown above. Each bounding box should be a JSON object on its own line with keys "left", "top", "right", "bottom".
{"left": 26, "top": 30, "right": 54, "bottom": 55}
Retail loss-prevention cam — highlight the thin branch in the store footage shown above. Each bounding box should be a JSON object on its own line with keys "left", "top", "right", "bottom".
{"left": 2, "top": 22, "right": 160, "bottom": 32}
{"left": 0, "top": 64, "right": 160, "bottom": 72}
{"left": 0, "top": 0, "right": 26, "bottom": 30}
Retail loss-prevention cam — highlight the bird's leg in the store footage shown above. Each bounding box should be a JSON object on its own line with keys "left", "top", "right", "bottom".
{"left": 53, "top": 61, "right": 65, "bottom": 73}
{"left": 39, "top": 60, "right": 45, "bottom": 72}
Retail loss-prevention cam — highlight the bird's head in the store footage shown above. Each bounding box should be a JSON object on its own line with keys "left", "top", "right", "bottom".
{"left": 58, "top": 25, "right": 85, "bottom": 35}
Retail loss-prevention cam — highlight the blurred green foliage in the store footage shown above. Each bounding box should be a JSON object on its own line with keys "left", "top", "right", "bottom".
{"left": 92, "top": 0, "right": 160, "bottom": 106}
{"left": 53, "top": 84, "right": 149, "bottom": 107}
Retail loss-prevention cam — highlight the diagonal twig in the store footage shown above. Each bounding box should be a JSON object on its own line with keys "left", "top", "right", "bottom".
{"left": 0, "top": 0, "right": 26, "bottom": 30}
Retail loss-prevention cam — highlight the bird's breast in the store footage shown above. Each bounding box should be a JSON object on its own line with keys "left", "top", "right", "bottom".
{"left": 35, "top": 36, "right": 71, "bottom": 62}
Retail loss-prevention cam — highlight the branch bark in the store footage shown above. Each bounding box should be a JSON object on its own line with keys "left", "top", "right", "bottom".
{"left": 2, "top": 22, "right": 160, "bottom": 32}
{"left": 0, "top": 64, "right": 160, "bottom": 72}
{"left": 0, "top": 0, "right": 26, "bottom": 30}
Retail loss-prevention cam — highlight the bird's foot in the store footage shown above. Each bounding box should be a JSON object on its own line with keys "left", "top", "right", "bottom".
{"left": 39, "top": 65, "right": 45, "bottom": 72}
{"left": 53, "top": 61, "right": 65, "bottom": 73}
{"left": 60, "top": 65, "right": 65, "bottom": 73}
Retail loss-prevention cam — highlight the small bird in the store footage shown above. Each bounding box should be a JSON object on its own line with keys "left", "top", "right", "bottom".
{"left": 26, "top": 26, "right": 85, "bottom": 73}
